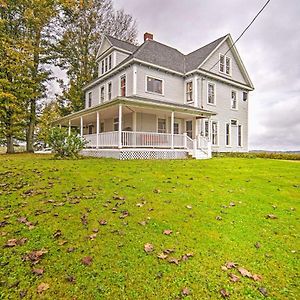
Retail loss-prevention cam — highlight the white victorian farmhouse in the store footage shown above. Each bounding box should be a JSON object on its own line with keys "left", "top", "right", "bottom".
{"left": 54, "top": 32, "right": 254, "bottom": 160}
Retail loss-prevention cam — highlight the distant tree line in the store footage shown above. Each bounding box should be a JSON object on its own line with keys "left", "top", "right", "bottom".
{"left": 0, "top": 0, "right": 137, "bottom": 153}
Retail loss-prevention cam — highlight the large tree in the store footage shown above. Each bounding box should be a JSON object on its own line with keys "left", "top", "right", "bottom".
{"left": 55, "top": 0, "right": 137, "bottom": 115}
{"left": 0, "top": 1, "right": 36, "bottom": 153}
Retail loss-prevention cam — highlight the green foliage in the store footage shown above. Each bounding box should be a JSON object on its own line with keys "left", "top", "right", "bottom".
{"left": 0, "top": 156, "right": 299, "bottom": 299}
{"left": 214, "top": 151, "right": 300, "bottom": 161}
{"left": 36, "top": 101, "right": 61, "bottom": 147}
{"left": 55, "top": 0, "right": 137, "bottom": 115}
{"left": 49, "top": 127, "right": 86, "bottom": 159}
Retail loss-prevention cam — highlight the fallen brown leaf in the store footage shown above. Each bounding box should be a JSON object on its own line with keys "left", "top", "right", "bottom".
{"left": 252, "top": 274, "right": 263, "bottom": 281}
{"left": 258, "top": 287, "right": 268, "bottom": 297}
{"left": 99, "top": 219, "right": 107, "bottom": 225}
{"left": 181, "top": 287, "right": 190, "bottom": 297}
{"left": 167, "top": 257, "right": 180, "bottom": 265}
{"left": 37, "top": 283, "right": 49, "bottom": 293}
{"left": 163, "top": 229, "right": 172, "bottom": 235}
{"left": 225, "top": 262, "right": 237, "bottom": 269}
{"left": 238, "top": 267, "right": 252, "bottom": 278}
{"left": 229, "top": 273, "right": 240, "bottom": 282}
{"left": 266, "top": 214, "right": 277, "bottom": 219}
{"left": 157, "top": 253, "right": 168, "bottom": 259}
{"left": 81, "top": 256, "right": 93, "bottom": 266}
{"left": 144, "top": 243, "right": 154, "bottom": 253}
{"left": 220, "top": 289, "right": 230, "bottom": 298}
{"left": 32, "top": 268, "right": 44, "bottom": 276}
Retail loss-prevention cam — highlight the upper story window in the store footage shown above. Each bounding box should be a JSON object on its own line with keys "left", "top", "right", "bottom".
{"left": 88, "top": 92, "right": 92, "bottom": 107}
{"left": 100, "top": 54, "right": 113, "bottom": 75}
{"left": 207, "top": 82, "right": 216, "bottom": 105}
{"left": 243, "top": 91, "right": 248, "bottom": 101}
{"left": 146, "top": 76, "right": 163, "bottom": 94}
{"left": 108, "top": 82, "right": 112, "bottom": 100}
{"left": 120, "top": 75, "right": 126, "bottom": 97}
{"left": 231, "top": 90, "right": 238, "bottom": 109}
{"left": 157, "top": 118, "right": 166, "bottom": 133}
{"left": 100, "top": 86, "right": 105, "bottom": 103}
{"left": 186, "top": 81, "right": 193, "bottom": 103}
{"left": 219, "top": 54, "right": 231, "bottom": 76}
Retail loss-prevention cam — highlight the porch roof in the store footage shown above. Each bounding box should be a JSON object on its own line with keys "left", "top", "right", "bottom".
{"left": 53, "top": 96, "right": 216, "bottom": 125}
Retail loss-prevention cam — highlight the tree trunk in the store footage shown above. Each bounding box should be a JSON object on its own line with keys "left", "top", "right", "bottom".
{"left": 26, "top": 98, "right": 36, "bottom": 152}
{"left": 6, "top": 135, "right": 14, "bottom": 154}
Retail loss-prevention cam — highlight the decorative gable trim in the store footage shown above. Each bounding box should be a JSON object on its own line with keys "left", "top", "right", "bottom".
{"left": 198, "top": 34, "right": 254, "bottom": 89}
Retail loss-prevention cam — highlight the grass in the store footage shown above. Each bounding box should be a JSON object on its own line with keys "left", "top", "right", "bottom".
{"left": 0, "top": 154, "right": 299, "bottom": 300}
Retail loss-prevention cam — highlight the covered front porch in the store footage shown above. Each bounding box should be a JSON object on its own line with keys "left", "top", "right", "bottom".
{"left": 54, "top": 97, "right": 215, "bottom": 159}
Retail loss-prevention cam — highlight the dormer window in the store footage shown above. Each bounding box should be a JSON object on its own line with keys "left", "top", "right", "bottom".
{"left": 101, "top": 54, "right": 113, "bottom": 75}
{"left": 219, "top": 54, "right": 231, "bottom": 75}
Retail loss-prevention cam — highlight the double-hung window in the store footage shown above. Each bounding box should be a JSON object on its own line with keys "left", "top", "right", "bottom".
{"left": 231, "top": 90, "right": 237, "bottom": 109}
{"left": 186, "top": 120, "right": 193, "bottom": 138}
{"left": 100, "top": 86, "right": 105, "bottom": 103}
{"left": 146, "top": 76, "right": 163, "bottom": 94}
{"left": 113, "top": 117, "right": 119, "bottom": 131}
{"left": 238, "top": 125, "right": 242, "bottom": 147}
{"left": 158, "top": 118, "right": 166, "bottom": 133}
{"left": 225, "top": 123, "right": 231, "bottom": 146}
{"left": 101, "top": 61, "right": 104, "bottom": 74}
{"left": 204, "top": 120, "right": 209, "bottom": 138}
{"left": 207, "top": 82, "right": 216, "bottom": 105}
{"left": 88, "top": 92, "right": 92, "bottom": 107}
{"left": 107, "top": 82, "right": 112, "bottom": 100}
{"left": 219, "top": 54, "right": 231, "bottom": 75}
{"left": 108, "top": 55, "right": 112, "bottom": 70}
{"left": 120, "top": 75, "right": 126, "bottom": 97}
{"left": 186, "top": 81, "right": 193, "bottom": 103}
{"left": 211, "top": 121, "right": 218, "bottom": 146}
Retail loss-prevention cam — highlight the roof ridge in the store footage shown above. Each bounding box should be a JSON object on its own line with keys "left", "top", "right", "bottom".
{"left": 146, "top": 39, "right": 185, "bottom": 55}
{"left": 105, "top": 34, "right": 138, "bottom": 47}
{"left": 185, "top": 34, "right": 228, "bottom": 57}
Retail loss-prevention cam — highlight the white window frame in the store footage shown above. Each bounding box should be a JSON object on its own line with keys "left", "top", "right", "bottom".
{"left": 202, "top": 119, "right": 210, "bottom": 139}
{"left": 107, "top": 81, "right": 112, "bottom": 101}
{"left": 211, "top": 121, "right": 219, "bottom": 146}
{"left": 238, "top": 124, "right": 243, "bottom": 147}
{"left": 119, "top": 74, "right": 127, "bottom": 97}
{"left": 207, "top": 82, "right": 216, "bottom": 105}
{"left": 157, "top": 118, "right": 166, "bottom": 133}
{"left": 219, "top": 53, "right": 231, "bottom": 76}
{"left": 231, "top": 90, "right": 238, "bottom": 110}
{"left": 230, "top": 119, "right": 238, "bottom": 126}
{"left": 113, "top": 117, "right": 119, "bottom": 132}
{"left": 88, "top": 92, "right": 92, "bottom": 108}
{"left": 100, "top": 85, "right": 105, "bottom": 104}
{"left": 225, "top": 122, "right": 231, "bottom": 147}
{"left": 108, "top": 54, "right": 112, "bottom": 70}
{"left": 186, "top": 120, "right": 193, "bottom": 139}
{"left": 145, "top": 75, "right": 164, "bottom": 95}
{"left": 185, "top": 81, "right": 193, "bottom": 103}
{"left": 100, "top": 122, "right": 104, "bottom": 133}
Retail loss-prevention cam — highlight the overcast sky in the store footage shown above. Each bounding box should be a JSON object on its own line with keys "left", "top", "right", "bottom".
{"left": 113, "top": 0, "right": 300, "bottom": 151}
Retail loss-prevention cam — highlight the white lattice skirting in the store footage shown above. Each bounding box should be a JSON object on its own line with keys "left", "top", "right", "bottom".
{"left": 80, "top": 149, "right": 188, "bottom": 160}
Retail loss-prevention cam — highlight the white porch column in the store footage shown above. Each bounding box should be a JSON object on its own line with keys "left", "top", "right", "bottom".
{"left": 118, "top": 104, "right": 122, "bottom": 149}
{"left": 171, "top": 111, "right": 174, "bottom": 149}
{"left": 68, "top": 120, "right": 71, "bottom": 136}
{"left": 80, "top": 116, "right": 83, "bottom": 137}
{"left": 132, "top": 111, "right": 137, "bottom": 147}
{"left": 96, "top": 111, "right": 99, "bottom": 148}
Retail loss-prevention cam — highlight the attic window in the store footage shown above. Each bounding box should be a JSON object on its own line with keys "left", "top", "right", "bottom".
{"left": 100, "top": 54, "right": 113, "bottom": 75}
{"left": 219, "top": 54, "right": 231, "bottom": 75}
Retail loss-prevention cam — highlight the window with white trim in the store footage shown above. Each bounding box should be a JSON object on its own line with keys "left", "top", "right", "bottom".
{"left": 113, "top": 117, "right": 119, "bottom": 131}
{"left": 100, "top": 122, "right": 104, "bottom": 132}
{"left": 120, "top": 75, "right": 126, "bottom": 97}
{"left": 107, "top": 82, "right": 112, "bottom": 100}
{"left": 238, "top": 125, "right": 242, "bottom": 147}
{"left": 88, "top": 92, "right": 92, "bottom": 107}
{"left": 211, "top": 121, "right": 218, "bottom": 145}
{"left": 186, "top": 120, "right": 193, "bottom": 138}
{"left": 225, "top": 123, "right": 230, "bottom": 146}
{"left": 186, "top": 81, "right": 193, "bottom": 103}
{"left": 158, "top": 118, "right": 166, "bottom": 133}
{"left": 219, "top": 54, "right": 231, "bottom": 75}
{"left": 101, "top": 61, "right": 104, "bottom": 74}
{"left": 231, "top": 90, "right": 237, "bottom": 109}
{"left": 207, "top": 82, "right": 216, "bottom": 105}
{"left": 100, "top": 86, "right": 105, "bottom": 103}
{"left": 243, "top": 91, "right": 248, "bottom": 101}
{"left": 174, "top": 122, "right": 179, "bottom": 134}
{"left": 146, "top": 76, "right": 163, "bottom": 94}
{"left": 100, "top": 54, "right": 113, "bottom": 75}
{"left": 204, "top": 120, "right": 209, "bottom": 138}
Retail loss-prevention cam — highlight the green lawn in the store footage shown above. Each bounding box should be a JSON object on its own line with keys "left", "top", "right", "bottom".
{"left": 0, "top": 154, "right": 299, "bottom": 299}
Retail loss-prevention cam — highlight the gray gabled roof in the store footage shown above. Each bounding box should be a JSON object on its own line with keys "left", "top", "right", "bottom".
{"left": 185, "top": 35, "right": 226, "bottom": 72}
{"left": 103, "top": 34, "right": 226, "bottom": 74}
{"left": 106, "top": 35, "right": 138, "bottom": 53}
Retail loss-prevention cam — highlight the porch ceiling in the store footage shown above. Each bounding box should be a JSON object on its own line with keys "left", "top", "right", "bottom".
{"left": 54, "top": 96, "right": 216, "bottom": 126}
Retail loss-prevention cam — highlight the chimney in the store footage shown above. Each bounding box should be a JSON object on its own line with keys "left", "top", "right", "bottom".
{"left": 144, "top": 32, "right": 153, "bottom": 42}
